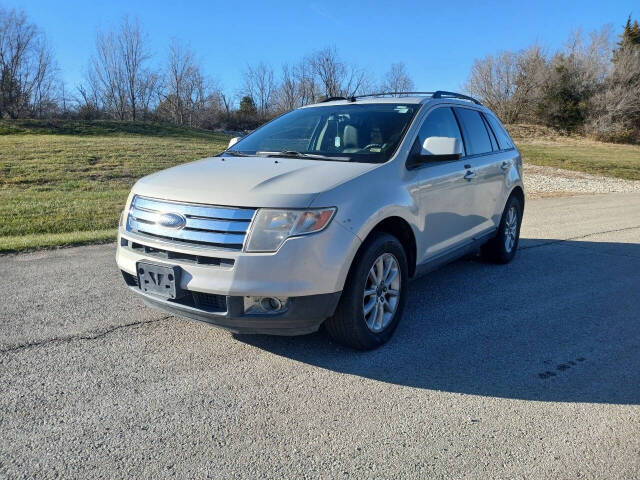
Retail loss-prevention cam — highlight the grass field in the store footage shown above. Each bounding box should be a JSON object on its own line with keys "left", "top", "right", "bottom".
{"left": 508, "top": 124, "right": 640, "bottom": 181}
{"left": 0, "top": 120, "right": 229, "bottom": 252}
{"left": 1, "top": 120, "right": 639, "bottom": 253}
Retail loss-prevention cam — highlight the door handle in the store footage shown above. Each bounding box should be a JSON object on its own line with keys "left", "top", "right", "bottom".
{"left": 464, "top": 170, "right": 477, "bottom": 180}
{"left": 501, "top": 161, "right": 511, "bottom": 171}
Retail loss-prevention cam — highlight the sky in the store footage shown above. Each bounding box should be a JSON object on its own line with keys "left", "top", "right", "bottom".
{"left": 13, "top": 0, "right": 639, "bottom": 98}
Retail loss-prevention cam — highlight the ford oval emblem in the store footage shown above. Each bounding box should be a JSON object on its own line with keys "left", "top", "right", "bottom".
{"left": 158, "top": 212, "right": 186, "bottom": 229}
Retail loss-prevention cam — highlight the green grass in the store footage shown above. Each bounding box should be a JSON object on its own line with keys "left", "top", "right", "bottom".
{"left": 0, "top": 120, "right": 229, "bottom": 253}
{"left": 506, "top": 124, "right": 640, "bottom": 181}
{"left": 516, "top": 141, "right": 640, "bottom": 181}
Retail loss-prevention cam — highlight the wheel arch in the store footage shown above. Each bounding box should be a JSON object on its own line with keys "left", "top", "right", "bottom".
{"left": 509, "top": 185, "right": 525, "bottom": 212}
{"left": 356, "top": 216, "right": 418, "bottom": 278}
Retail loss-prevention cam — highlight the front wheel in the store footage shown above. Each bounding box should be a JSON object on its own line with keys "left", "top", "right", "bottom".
{"left": 481, "top": 195, "right": 523, "bottom": 264}
{"left": 325, "top": 232, "right": 408, "bottom": 350}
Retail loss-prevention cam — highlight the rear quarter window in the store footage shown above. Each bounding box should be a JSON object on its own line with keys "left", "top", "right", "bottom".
{"left": 453, "top": 108, "right": 493, "bottom": 155}
{"left": 485, "top": 114, "right": 515, "bottom": 150}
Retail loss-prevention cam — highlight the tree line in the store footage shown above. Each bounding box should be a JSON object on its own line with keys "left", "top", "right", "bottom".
{"left": 0, "top": 8, "right": 413, "bottom": 131}
{"left": 1, "top": 6, "right": 639, "bottom": 142}
{"left": 465, "top": 17, "right": 640, "bottom": 143}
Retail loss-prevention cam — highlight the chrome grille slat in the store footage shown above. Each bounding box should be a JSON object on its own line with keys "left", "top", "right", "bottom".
{"left": 131, "top": 208, "right": 250, "bottom": 233}
{"left": 126, "top": 196, "right": 255, "bottom": 250}
{"left": 134, "top": 196, "right": 255, "bottom": 221}
{"left": 130, "top": 208, "right": 161, "bottom": 223}
{"left": 182, "top": 217, "right": 251, "bottom": 233}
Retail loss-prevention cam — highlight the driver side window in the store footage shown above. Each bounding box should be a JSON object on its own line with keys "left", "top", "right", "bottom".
{"left": 416, "top": 107, "right": 465, "bottom": 156}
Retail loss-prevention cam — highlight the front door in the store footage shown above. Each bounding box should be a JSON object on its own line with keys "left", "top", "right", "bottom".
{"left": 407, "top": 106, "right": 478, "bottom": 263}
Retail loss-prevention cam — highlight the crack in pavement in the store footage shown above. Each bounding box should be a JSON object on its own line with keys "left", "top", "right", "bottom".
{"left": 0, "top": 315, "right": 172, "bottom": 356}
{"left": 519, "top": 225, "right": 640, "bottom": 251}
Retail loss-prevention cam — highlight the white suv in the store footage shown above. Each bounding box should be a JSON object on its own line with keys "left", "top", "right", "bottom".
{"left": 117, "top": 91, "right": 524, "bottom": 349}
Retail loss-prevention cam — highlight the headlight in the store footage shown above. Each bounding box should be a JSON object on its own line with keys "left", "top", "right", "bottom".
{"left": 245, "top": 207, "right": 336, "bottom": 252}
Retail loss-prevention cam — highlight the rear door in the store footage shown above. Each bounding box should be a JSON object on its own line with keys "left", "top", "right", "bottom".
{"left": 484, "top": 112, "right": 520, "bottom": 222}
{"left": 452, "top": 107, "right": 504, "bottom": 235}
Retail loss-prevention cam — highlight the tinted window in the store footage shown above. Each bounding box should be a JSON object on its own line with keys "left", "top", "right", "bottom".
{"left": 485, "top": 114, "right": 514, "bottom": 150}
{"left": 227, "top": 103, "right": 419, "bottom": 164}
{"left": 482, "top": 114, "right": 498, "bottom": 151}
{"left": 454, "top": 108, "right": 493, "bottom": 155}
{"left": 417, "top": 107, "right": 464, "bottom": 155}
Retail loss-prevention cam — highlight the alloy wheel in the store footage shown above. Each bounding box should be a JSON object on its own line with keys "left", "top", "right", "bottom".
{"left": 362, "top": 253, "right": 401, "bottom": 332}
{"left": 504, "top": 205, "right": 518, "bottom": 253}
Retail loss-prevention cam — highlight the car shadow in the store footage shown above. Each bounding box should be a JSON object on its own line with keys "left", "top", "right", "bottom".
{"left": 235, "top": 238, "right": 640, "bottom": 405}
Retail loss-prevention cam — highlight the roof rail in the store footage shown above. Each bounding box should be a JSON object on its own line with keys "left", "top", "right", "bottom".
{"left": 431, "top": 90, "right": 482, "bottom": 105}
{"left": 319, "top": 91, "right": 482, "bottom": 105}
{"left": 353, "top": 91, "right": 435, "bottom": 99}
{"left": 320, "top": 96, "right": 349, "bottom": 103}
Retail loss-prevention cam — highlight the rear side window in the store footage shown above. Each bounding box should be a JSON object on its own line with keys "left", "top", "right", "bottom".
{"left": 453, "top": 108, "right": 493, "bottom": 155}
{"left": 417, "top": 107, "right": 465, "bottom": 155}
{"left": 485, "top": 114, "right": 515, "bottom": 150}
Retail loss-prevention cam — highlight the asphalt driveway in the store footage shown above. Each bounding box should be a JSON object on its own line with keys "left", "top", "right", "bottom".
{"left": 1, "top": 193, "right": 639, "bottom": 479}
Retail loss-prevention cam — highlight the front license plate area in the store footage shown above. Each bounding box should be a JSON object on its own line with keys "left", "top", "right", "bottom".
{"left": 136, "top": 262, "right": 183, "bottom": 299}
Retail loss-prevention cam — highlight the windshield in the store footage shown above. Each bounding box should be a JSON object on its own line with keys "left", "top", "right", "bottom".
{"left": 224, "top": 103, "right": 419, "bottom": 163}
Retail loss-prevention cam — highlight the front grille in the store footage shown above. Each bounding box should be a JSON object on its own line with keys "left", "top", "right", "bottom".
{"left": 122, "top": 239, "right": 235, "bottom": 267}
{"left": 126, "top": 195, "right": 255, "bottom": 250}
{"left": 121, "top": 270, "right": 227, "bottom": 313}
{"left": 192, "top": 292, "right": 227, "bottom": 311}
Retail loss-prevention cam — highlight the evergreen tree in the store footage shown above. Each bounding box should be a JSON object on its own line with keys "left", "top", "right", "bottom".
{"left": 616, "top": 15, "right": 640, "bottom": 53}
{"left": 239, "top": 96, "right": 257, "bottom": 116}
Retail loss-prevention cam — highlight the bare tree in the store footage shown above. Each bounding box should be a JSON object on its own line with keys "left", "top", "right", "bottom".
{"left": 90, "top": 29, "right": 127, "bottom": 119}
{"left": 465, "top": 45, "right": 548, "bottom": 123}
{"left": 563, "top": 26, "right": 614, "bottom": 84}
{"left": 158, "top": 39, "right": 207, "bottom": 125}
{"left": 380, "top": 62, "right": 414, "bottom": 95}
{"left": 119, "top": 17, "right": 152, "bottom": 120}
{"left": 220, "top": 91, "right": 232, "bottom": 114}
{"left": 275, "top": 63, "right": 301, "bottom": 113}
{"left": 588, "top": 29, "right": 640, "bottom": 141}
{"left": 85, "top": 16, "right": 157, "bottom": 120}
{"left": 243, "top": 62, "right": 275, "bottom": 118}
{"left": 296, "top": 58, "right": 318, "bottom": 105}
{"left": 0, "top": 7, "right": 58, "bottom": 118}
{"left": 308, "top": 46, "right": 369, "bottom": 98}
{"left": 509, "top": 45, "right": 549, "bottom": 123}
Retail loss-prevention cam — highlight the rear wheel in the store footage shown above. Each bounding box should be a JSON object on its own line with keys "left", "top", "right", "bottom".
{"left": 481, "top": 195, "right": 523, "bottom": 264}
{"left": 325, "top": 232, "right": 408, "bottom": 350}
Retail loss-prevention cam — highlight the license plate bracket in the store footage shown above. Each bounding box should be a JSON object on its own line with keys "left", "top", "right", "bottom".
{"left": 136, "top": 261, "right": 183, "bottom": 299}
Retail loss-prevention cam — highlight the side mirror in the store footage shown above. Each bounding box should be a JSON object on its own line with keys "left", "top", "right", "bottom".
{"left": 422, "top": 136, "right": 461, "bottom": 156}
{"left": 228, "top": 137, "right": 240, "bottom": 149}
{"left": 407, "top": 136, "right": 462, "bottom": 169}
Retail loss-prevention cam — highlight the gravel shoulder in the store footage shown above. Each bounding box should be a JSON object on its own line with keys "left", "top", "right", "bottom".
{"left": 523, "top": 163, "right": 640, "bottom": 198}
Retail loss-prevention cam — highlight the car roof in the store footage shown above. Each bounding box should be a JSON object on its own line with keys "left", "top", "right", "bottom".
{"left": 301, "top": 96, "right": 426, "bottom": 106}
{"left": 300, "top": 93, "right": 488, "bottom": 111}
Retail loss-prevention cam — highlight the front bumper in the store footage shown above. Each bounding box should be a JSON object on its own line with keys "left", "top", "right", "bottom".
{"left": 124, "top": 275, "right": 341, "bottom": 335}
{"left": 116, "top": 220, "right": 361, "bottom": 297}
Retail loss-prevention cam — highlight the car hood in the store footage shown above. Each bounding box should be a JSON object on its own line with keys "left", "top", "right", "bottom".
{"left": 131, "top": 155, "right": 379, "bottom": 208}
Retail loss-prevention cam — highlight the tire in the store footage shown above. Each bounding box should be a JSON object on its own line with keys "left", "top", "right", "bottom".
{"left": 325, "top": 232, "right": 409, "bottom": 350}
{"left": 481, "top": 194, "right": 523, "bottom": 264}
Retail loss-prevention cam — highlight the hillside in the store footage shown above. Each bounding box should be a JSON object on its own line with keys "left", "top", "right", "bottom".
{"left": 0, "top": 120, "right": 230, "bottom": 252}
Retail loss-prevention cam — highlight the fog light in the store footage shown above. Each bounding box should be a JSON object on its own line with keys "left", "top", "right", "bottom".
{"left": 260, "top": 297, "right": 282, "bottom": 311}
{"left": 243, "top": 296, "right": 288, "bottom": 315}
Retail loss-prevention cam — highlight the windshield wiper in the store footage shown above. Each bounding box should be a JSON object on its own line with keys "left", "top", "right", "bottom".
{"left": 257, "top": 150, "right": 351, "bottom": 161}
{"left": 224, "top": 150, "right": 253, "bottom": 157}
